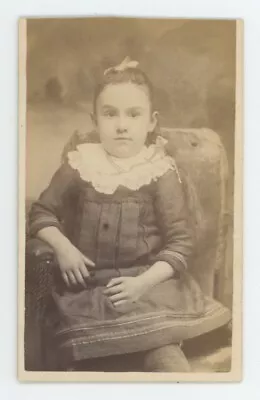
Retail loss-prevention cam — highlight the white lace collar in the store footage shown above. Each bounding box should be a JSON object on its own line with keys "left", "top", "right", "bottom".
{"left": 67, "top": 140, "right": 177, "bottom": 194}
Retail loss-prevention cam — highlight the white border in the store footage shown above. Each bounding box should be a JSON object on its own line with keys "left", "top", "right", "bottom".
{"left": 1, "top": 0, "right": 259, "bottom": 398}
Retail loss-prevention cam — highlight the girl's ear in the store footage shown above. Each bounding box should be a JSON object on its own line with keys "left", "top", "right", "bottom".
{"left": 149, "top": 111, "right": 158, "bottom": 132}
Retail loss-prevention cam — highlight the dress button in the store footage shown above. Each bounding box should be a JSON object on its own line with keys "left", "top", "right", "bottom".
{"left": 103, "top": 222, "right": 109, "bottom": 230}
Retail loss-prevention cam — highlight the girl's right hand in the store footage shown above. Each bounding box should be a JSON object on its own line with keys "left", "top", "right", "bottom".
{"left": 55, "top": 243, "right": 95, "bottom": 288}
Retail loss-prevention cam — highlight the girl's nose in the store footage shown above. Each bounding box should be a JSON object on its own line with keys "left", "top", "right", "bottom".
{"left": 116, "top": 126, "right": 127, "bottom": 134}
{"left": 116, "top": 116, "right": 127, "bottom": 133}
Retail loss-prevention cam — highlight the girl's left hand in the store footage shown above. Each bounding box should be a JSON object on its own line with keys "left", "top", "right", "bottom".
{"left": 103, "top": 276, "right": 150, "bottom": 307}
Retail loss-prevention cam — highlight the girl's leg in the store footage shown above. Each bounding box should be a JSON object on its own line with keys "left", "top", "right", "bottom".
{"left": 67, "top": 346, "right": 190, "bottom": 372}
{"left": 143, "top": 344, "right": 191, "bottom": 372}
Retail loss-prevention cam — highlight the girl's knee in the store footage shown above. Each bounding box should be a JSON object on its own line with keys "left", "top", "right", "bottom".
{"left": 143, "top": 344, "right": 191, "bottom": 373}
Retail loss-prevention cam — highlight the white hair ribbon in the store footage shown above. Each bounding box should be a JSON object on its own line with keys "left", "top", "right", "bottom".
{"left": 104, "top": 56, "right": 139, "bottom": 75}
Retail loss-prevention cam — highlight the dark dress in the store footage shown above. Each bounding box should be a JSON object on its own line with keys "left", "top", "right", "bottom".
{"left": 29, "top": 148, "right": 231, "bottom": 366}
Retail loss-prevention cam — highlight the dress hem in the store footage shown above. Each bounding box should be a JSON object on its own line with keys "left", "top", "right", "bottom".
{"left": 57, "top": 302, "right": 231, "bottom": 363}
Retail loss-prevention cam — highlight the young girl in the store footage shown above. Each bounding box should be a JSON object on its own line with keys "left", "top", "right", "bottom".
{"left": 29, "top": 57, "right": 230, "bottom": 372}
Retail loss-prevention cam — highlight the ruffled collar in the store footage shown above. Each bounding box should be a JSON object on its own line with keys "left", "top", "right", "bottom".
{"left": 67, "top": 140, "right": 177, "bottom": 194}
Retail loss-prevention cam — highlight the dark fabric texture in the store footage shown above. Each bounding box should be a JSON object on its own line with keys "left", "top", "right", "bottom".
{"left": 29, "top": 165, "right": 193, "bottom": 275}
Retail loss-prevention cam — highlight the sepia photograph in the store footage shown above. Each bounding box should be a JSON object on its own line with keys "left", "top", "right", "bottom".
{"left": 18, "top": 17, "right": 243, "bottom": 382}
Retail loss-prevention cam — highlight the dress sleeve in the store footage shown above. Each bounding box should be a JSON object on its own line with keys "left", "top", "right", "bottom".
{"left": 28, "top": 162, "right": 79, "bottom": 237}
{"left": 153, "top": 167, "right": 194, "bottom": 276}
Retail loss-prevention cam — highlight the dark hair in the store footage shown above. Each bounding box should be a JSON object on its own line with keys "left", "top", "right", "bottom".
{"left": 93, "top": 66, "right": 159, "bottom": 144}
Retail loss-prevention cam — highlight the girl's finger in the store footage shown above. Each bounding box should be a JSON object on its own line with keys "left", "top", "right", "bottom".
{"left": 62, "top": 272, "right": 70, "bottom": 287}
{"left": 67, "top": 271, "right": 77, "bottom": 286}
{"left": 81, "top": 253, "right": 95, "bottom": 268}
{"left": 74, "top": 269, "right": 87, "bottom": 288}
{"left": 114, "top": 300, "right": 127, "bottom": 307}
{"left": 106, "top": 277, "right": 125, "bottom": 288}
{"left": 103, "top": 285, "right": 123, "bottom": 296}
{"left": 109, "top": 292, "right": 127, "bottom": 302}
{"left": 79, "top": 264, "right": 90, "bottom": 279}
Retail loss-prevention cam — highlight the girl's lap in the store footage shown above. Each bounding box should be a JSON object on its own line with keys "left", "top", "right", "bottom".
{"left": 52, "top": 269, "right": 205, "bottom": 322}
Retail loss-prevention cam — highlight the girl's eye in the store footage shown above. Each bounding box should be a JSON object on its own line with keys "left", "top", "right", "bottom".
{"left": 103, "top": 109, "right": 117, "bottom": 117}
{"left": 128, "top": 110, "right": 141, "bottom": 118}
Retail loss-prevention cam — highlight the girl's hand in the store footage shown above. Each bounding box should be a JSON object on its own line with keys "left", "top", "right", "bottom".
{"left": 55, "top": 243, "right": 95, "bottom": 288}
{"left": 103, "top": 276, "right": 150, "bottom": 307}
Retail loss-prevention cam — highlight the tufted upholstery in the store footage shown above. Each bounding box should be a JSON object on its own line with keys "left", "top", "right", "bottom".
{"left": 162, "top": 128, "right": 229, "bottom": 296}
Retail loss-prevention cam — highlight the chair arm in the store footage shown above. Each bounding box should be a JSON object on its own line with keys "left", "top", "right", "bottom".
{"left": 25, "top": 239, "right": 58, "bottom": 371}
{"left": 25, "top": 238, "right": 57, "bottom": 302}
{"left": 26, "top": 238, "right": 55, "bottom": 262}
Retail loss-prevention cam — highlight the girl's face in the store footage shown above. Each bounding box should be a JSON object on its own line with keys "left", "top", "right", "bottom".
{"left": 93, "top": 82, "right": 157, "bottom": 158}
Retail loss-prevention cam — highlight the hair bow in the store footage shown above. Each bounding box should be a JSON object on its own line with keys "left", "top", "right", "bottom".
{"left": 104, "top": 56, "right": 139, "bottom": 75}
